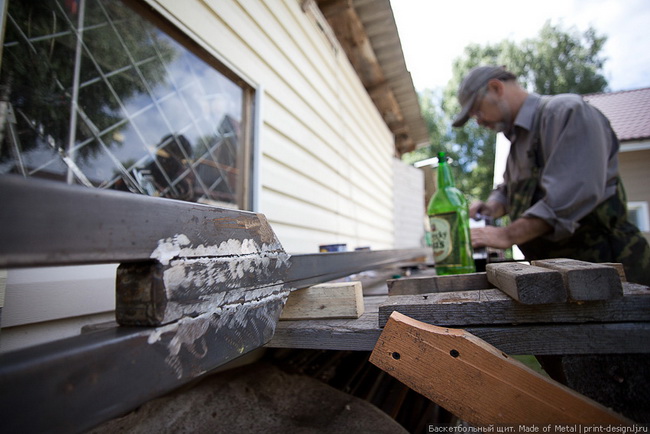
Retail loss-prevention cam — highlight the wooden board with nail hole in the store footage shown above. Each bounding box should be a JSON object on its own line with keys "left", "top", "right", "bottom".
{"left": 369, "top": 311, "right": 632, "bottom": 426}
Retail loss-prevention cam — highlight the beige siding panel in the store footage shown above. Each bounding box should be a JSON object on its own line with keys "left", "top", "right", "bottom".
{"left": 269, "top": 222, "right": 374, "bottom": 254}
{"left": 262, "top": 156, "right": 342, "bottom": 210}
{"left": 2, "top": 265, "right": 117, "bottom": 328}
{"left": 260, "top": 177, "right": 392, "bottom": 239}
{"left": 151, "top": 0, "right": 396, "bottom": 251}
{"left": 393, "top": 159, "right": 426, "bottom": 249}
{"left": 262, "top": 154, "right": 392, "bottom": 227}
{"left": 239, "top": 1, "right": 339, "bottom": 108}
{"left": 263, "top": 107, "right": 392, "bottom": 219}
{"left": 1, "top": 312, "right": 116, "bottom": 354}
{"left": 270, "top": 2, "right": 395, "bottom": 171}
{"left": 619, "top": 149, "right": 650, "bottom": 206}
{"left": 262, "top": 189, "right": 348, "bottom": 235}
{"left": 261, "top": 189, "right": 391, "bottom": 243}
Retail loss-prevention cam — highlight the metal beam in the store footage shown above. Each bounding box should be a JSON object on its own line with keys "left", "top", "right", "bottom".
{"left": 0, "top": 295, "right": 286, "bottom": 434}
{"left": 0, "top": 175, "right": 430, "bottom": 432}
{"left": 0, "top": 175, "right": 280, "bottom": 267}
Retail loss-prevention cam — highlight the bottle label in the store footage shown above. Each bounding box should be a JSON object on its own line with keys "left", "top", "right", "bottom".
{"left": 430, "top": 213, "right": 454, "bottom": 262}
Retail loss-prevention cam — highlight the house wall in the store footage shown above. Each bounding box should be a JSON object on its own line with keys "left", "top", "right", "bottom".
{"left": 1, "top": 0, "right": 413, "bottom": 352}
{"left": 150, "top": 0, "right": 397, "bottom": 253}
{"left": 393, "top": 159, "right": 426, "bottom": 249}
{"left": 619, "top": 147, "right": 650, "bottom": 241}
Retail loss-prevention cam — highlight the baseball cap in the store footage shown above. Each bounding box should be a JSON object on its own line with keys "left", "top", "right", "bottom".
{"left": 452, "top": 65, "right": 513, "bottom": 127}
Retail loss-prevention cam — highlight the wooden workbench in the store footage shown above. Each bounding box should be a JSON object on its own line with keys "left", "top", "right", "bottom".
{"left": 268, "top": 284, "right": 650, "bottom": 355}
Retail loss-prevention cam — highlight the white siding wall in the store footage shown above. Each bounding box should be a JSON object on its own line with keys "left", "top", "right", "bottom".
{"left": 1, "top": 0, "right": 404, "bottom": 351}
{"left": 393, "top": 159, "right": 425, "bottom": 249}
{"left": 151, "top": 0, "right": 396, "bottom": 253}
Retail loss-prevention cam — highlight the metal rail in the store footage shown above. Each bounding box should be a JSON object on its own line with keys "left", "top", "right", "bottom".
{"left": 0, "top": 175, "right": 429, "bottom": 433}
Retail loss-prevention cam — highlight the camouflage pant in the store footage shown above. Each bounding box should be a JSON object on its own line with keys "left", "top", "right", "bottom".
{"left": 510, "top": 178, "right": 650, "bottom": 286}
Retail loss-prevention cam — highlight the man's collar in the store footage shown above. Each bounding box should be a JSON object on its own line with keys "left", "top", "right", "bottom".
{"left": 513, "top": 93, "right": 542, "bottom": 131}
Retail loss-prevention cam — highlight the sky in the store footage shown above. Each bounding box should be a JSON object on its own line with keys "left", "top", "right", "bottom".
{"left": 390, "top": 0, "right": 650, "bottom": 93}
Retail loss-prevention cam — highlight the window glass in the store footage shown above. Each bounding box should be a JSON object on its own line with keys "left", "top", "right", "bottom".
{"left": 0, "top": 0, "right": 250, "bottom": 208}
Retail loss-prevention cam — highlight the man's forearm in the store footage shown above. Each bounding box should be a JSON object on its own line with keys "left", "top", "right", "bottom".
{"left": 506, "top": 216, "right": 552, "bottom": 245}
{"left": 471, "top": 216, "right": 552, "bottom": 249}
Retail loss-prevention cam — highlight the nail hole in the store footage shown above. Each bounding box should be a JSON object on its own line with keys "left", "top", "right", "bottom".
{"left": 423, "top": 295, "right": 428, "bottom": 300}
{"left": 392, "top": 352, "right": 401, "bottom": 360}
{"left": 450, "top": 349, "right": 460, "bottom": 358}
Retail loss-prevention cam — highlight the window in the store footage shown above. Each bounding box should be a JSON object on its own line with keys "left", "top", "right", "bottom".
{"left": 628, "top": 201, "right": 649, "bottom": 232}
{"left": 0, "top": 0, "right": 254, "bottom": 209}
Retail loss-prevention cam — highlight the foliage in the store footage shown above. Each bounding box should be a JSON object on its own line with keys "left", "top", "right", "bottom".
{"left": 403, "top": 21, "right": 609, "bottom": 203}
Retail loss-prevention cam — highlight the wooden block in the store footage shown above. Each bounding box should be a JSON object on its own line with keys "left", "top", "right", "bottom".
{"left": 378, "top": 283, "right": 650, "bottom": 328}
{"left": 532, "top": 258, "right": 623, "bottom": 301}
{"left": 388, "top": 272, "right": 493, "bottom": 296}
{"left": 280, "top": 281, "right": 364, "bottom": 320}
{"left": 370, "top": 311, "right": 632, "bottom": 425}
{"left": 601, "top": 262, "right": 627, "bottom": 282}
{"left": 486, "top": 262, "right": 566, "bottom": 304}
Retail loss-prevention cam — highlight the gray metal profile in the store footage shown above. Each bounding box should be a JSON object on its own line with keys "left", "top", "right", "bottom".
{"left": 0, "top": 175, "right": 428, "bottom": 433}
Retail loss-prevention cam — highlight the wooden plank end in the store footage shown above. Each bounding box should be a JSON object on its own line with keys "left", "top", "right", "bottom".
{"left": 532, "top": 259, "right": 623, "bottom": 301}
{"left": 486, "top": 262, "right": 567, "bottom": 304}
{"left": 280, "top": 281, "right": 364, "bottom": 320}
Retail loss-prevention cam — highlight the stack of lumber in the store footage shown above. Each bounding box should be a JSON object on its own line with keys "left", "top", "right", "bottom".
{"left": 379, "top": 259, "right": 650, "bottom": 355}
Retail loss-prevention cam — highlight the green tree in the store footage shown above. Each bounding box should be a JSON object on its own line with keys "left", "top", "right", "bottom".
{"left": 404, "top": 21, "right": 609, "bottom": 202}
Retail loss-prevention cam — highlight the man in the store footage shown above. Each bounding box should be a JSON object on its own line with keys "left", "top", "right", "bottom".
{"left": 453, "top": 65, "right": 650, "bottom": 286}
{"left": 452, "top": 66, "right": 650, "bottom": 422}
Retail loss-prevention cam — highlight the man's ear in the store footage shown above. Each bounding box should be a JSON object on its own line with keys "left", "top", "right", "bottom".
{"left": 487, "top": 79, "right": 504, "bottom": 96}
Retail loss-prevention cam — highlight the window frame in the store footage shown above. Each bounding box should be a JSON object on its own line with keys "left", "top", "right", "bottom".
{"left": 0, "top": 0, "right": 258, "bottom": 211}
{"left": 125, "top": 0, "right": 259, "bottom": 211}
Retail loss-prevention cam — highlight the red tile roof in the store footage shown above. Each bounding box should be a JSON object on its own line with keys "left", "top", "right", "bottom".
{"left": 584, "top": 87, "right": 650, "bottom": 142}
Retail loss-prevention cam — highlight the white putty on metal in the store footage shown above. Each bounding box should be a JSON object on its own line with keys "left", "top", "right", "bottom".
{"left": 150, "top": 234, "right": 286, "bottom": 266}
{"left": 146, "top": 285, "right": 289, "bottom": 379}
{"left": 151, "top": 234, "right": 291, "bottom": 324}
{"left": 146, "top": 234, "right": 293, "bottom": 377}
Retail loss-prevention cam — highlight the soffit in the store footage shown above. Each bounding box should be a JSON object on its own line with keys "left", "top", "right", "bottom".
{"left": 315, "top": 0, "right": 429, "bottom": 155}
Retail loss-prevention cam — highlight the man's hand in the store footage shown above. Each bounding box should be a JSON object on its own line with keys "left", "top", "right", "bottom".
{"left": 470, "top": 200, "right": 505, "bottom": 220}
{"left": 471, "top": 226, "right": 513, "bottom": 249}
{"left": 471, "top": 216, "right": 552, "bottom": 249}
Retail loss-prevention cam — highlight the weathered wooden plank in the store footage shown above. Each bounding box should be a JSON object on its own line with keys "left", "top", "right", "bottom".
{"left": 378, "top": 283, "right": 650, "bottom": 327}
{"left": 387, "top": 271, "right": 493, "bottom": 296}
{"left": 370, "top": 312, "right": 632, "bottom": 425}
{"left": 601, "top": 262, "right": 627, "bottom": 282}
{"left": 467, "top": 322, "right": 650, "bottom": 356}
{"left": 269, "top": 295, "right": 385, "bottom": 351}
{"left": 268, "top": 296, "right": 650, "bottom": 355}
{"left": 280, "top": 281, "right": 364, "bottom": 320}
{"left": 532, "top": 258, "right": 623, "bottom": 301}
{"left": 486, "top": 262, "right": 567, "bottom": 304}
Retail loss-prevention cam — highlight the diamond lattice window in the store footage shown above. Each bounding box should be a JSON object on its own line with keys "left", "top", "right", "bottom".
{"left": 0, "top": 0, "right": 253, "bottom": 208}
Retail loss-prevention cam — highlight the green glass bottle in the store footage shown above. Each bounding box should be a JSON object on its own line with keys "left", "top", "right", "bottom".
{"left": 427, "top": 152, "right": 475, "bottom": 275}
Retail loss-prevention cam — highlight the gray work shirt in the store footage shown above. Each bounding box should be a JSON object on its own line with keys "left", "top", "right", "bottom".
{"left": 489, "top": 92, "right": 620, "bottom": 241}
